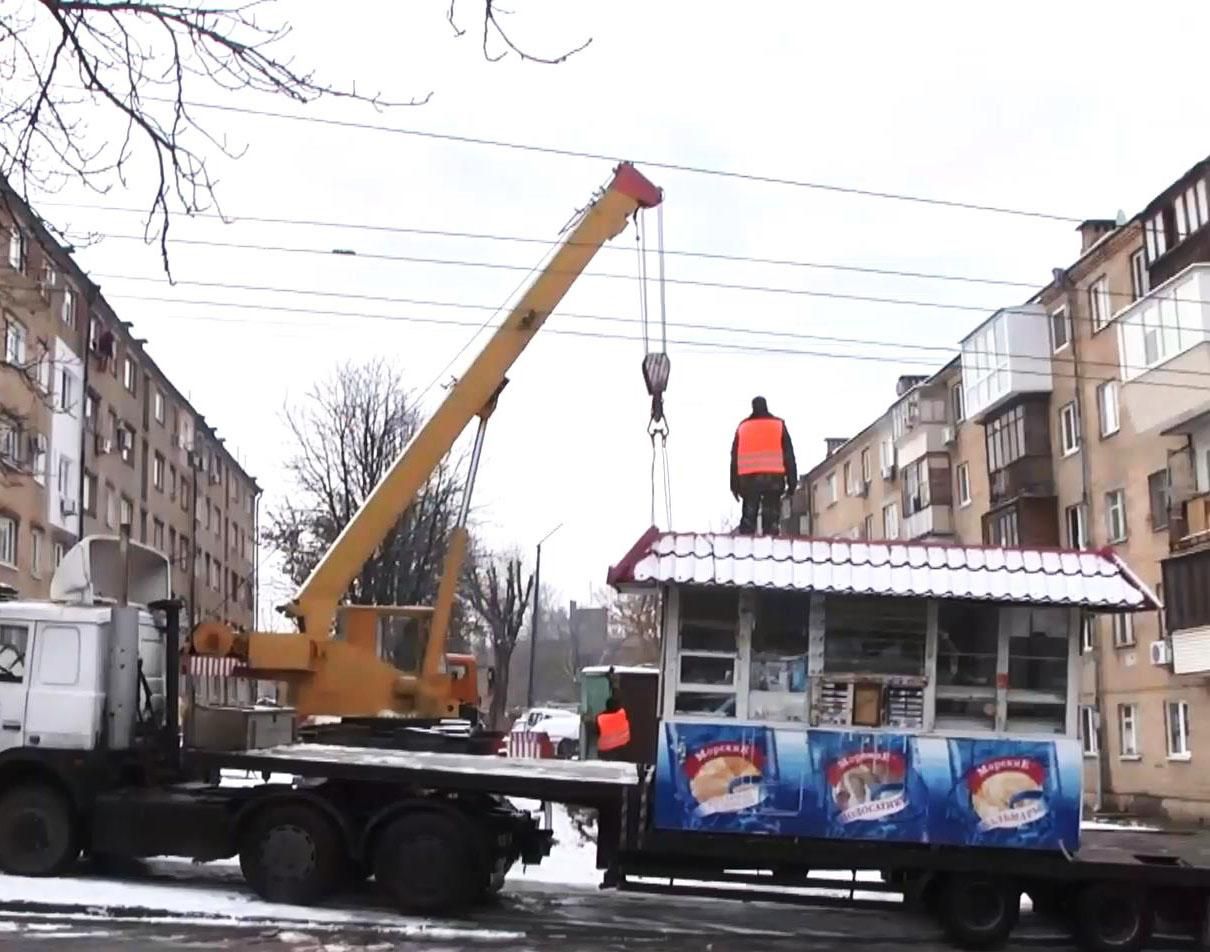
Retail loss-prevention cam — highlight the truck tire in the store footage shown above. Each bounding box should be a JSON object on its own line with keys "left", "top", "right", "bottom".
{"left": 239, "top": 804, "right": 344, "bottom": 905}
{"left": 0, "top": 784, "right": 79, "bottom": 877}
{"left": 374, "top": 812, "right": 476, "bottom": 914}
{"left": 1073, "top": 881, "right": 1152, "bottom": 952}
{"left": 937, "top": 874, "right": 1019, "bottom": 950}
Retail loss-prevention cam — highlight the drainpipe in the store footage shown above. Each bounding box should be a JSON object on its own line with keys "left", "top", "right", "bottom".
{"left": 1062, "top": 267, "right": 1110, "bottom": 813}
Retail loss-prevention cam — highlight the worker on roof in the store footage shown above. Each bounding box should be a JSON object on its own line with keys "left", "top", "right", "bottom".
{"left": 730, "top": 396, "right": 797, "bottom": 536}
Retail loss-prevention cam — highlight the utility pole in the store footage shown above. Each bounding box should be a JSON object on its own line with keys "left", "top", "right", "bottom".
{"left": 526, "top": 523, "right": 563, "bottom": 708}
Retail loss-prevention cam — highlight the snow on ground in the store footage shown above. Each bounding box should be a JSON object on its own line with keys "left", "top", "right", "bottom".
{"left": 508, "top": 801, "right": 602, "bottom": 887}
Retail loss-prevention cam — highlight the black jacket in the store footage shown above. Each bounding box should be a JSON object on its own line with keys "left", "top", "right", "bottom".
{"left": 730, "top": 411, "right": 797, "bottom": 494}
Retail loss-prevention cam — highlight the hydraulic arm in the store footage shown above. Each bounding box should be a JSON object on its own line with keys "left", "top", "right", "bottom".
{"left": 192, "top": 163, "right": 662, "bottom": 719}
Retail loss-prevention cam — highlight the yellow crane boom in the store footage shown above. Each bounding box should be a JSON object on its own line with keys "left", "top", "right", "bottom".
{"left": 192, "top": 163, "right": 662, "bottom": 719}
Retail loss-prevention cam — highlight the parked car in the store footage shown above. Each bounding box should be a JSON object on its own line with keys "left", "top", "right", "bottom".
{"left": 512, "top": 706, "right": 581, "bottom": 759}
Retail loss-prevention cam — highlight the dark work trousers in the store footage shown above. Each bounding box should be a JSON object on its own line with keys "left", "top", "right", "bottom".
{"left": 738, "top": 474, "right": 785, "bottom": 535}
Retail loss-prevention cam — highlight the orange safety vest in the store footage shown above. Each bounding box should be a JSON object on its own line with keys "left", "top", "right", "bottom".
{"left": 736, "top": 418, "right": 786, "bottom": 476}
{"left": 596, "top": 708, "right": 631, "bottom": 751}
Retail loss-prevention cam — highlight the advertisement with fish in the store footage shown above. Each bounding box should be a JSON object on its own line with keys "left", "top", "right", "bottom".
{"left": 653, "top": 722, "right": 1082, "bottom": 850}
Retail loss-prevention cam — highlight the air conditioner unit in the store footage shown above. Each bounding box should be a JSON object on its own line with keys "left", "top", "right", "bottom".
{"left": 1150, "top": 640, "right": 1173, "bottom": 666}
{"left": 942, "top": 425, "right": 956, "bottom": 445}
{"left": 880, "top": 464, "right": 896, "bottom": 481}
{"left": 59, "top": 497, "right": 77, "bottom": 516}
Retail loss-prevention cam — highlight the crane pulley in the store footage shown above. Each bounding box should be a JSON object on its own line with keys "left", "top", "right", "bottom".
{"left": 636, "top": 204, "right": 672, "bottom": 528}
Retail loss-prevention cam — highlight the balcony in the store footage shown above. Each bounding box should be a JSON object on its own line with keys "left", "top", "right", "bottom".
{"left": 960, "top": 304, "right": 1052, "bottom": 422}
{"left": 891, "top": 385, "right": 949, "bottom": 457}
{"left": 1163, "top": 545, "right": 1210, "bottom": 646}
{"left": 988, "top": 456, "right": 1055, "bottom": 506}
{"left": 902, "top": 504, "right": 953, "bottom": 541}
{"left": 1118, "top": 264, "right": 1210, "bottom": 436}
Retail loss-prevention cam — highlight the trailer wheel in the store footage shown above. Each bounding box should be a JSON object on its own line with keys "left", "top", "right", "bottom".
{"left": 239, "top": 804, "right": 344, "bottom": 905}
{"left": 0, "top": 784, "right": 78, "bottom": 877}
{"left": 937, "top": 874, "right": 1019, "bottom": 950}
{"left": 1073, "top": 881, "right": 1153, "bottom": 952}
{"left": 374, "top": 812, "right": 476, "bottom": 914}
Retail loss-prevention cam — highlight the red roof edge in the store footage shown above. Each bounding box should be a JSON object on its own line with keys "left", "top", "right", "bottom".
{"left": 1103, "top": 547, "right": 1163, "bottom": 611}
{"left": 607, "top": 525, "right": 662, "bottom": 589}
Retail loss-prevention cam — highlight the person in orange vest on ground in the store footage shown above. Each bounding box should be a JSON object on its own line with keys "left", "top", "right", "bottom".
{"left": 730, "top": 396, "right": 797, "bottom": 536}
{"left": 592, "top": 670, "right": 631, "bottom": 760}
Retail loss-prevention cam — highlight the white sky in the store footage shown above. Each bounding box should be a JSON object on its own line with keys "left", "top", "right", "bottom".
{"left": 30, "top": 1, "right": 1210, "bottom": 611}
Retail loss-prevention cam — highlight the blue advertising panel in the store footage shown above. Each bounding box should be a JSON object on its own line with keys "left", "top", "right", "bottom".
{"left": 654, "top": 721, "right": 1081, "bottom": 851}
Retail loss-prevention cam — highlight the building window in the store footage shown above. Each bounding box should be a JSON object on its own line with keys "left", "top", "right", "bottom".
{"left": 842, "top": 461, "right": 853, "bottom": 496}
{"left": 56, "top": 368, "right": 73, "bottom": 413}
{"left": 1174, "top": 180, "right": 1209, "bottom": 241}
{"left": 29, "top": 527, "right": 43, "bottom": 579}
{"left": 1119, "top": 703, "right": 1139, "bottom": 758}
{"left": 1089, "top": 276, "right": 1112, "bottom": 331}
{"left": 104, "top": 484, "right": 116, "bottom": 528}
{"left": 1105, "top": 488, "right": 1128, "bottom": 543}
{"left": 1081, "top": 615, "right": 1096, "bottom": 653}
{"left": 1166, "top": 700, "right": 1191, "bottom": 759}
{"left": 123, "top": 357, "right": 137, "bottom": 394}
{"left": 153, "top": 519, "right": 165, "bottom": 552}
{"left": 83, "top": 471, "right": 97, "bottom": 517}
{"left": 984, "top": 404, "right": 1026, "bottom": 473}
{"left": 903, "top": 458, "right": 931, "bottom": 515}
{"left": 1080, "top": 706, "right": 1099, "bottom": 757}
{"left": 1097, "top": 381, "right": 1119, "bottom": 437}
{"left": 60, "top": 287, "right": 76, "bottom": 327}
{"left": 6, "top": 226, "right": 23, "bottom": 271}
{"left": 1050, "top": 307, "right": 1070, "bottom": 352}
{"left": 1148, "top": 469, "right": 1171, "bottom": 531}
{"left": 951, "top": 382, "right": 964, "bottom": 423}
{"left": 119, "top": 496, "right": 133, "bottom": 527}
{"left": 56, "top": 456, "right": 71, "bottom": 497}
{"left": 987, "top": 508, "right": 1019, "bottom": 547}
{"left": 826, "top": 472, "right": 837, "bottom": 505}
{"left": 180, "top": 479, "right": 190, "bottom": 513}
{"left": 52, "top": 542, "right": 65, "bottom": 568}
{"left": 1146, "top": 212, "right": 1167, "bottom": 262}
{"left": 863, "top": 513, "right": 874, "bottom": 540}
{"left": 0, "top": 515, "right": 15, "bottom": 566}
{"left": 1059, "top": 402, "right": 1080, "bottom": 456}
{"left": 153, "top": 389, "right": 166, "bottom": 424}
{"left": 84, "top": 392, "right": 96, "bottom": 424}
{"left": 883, "top": 501, "right": 899, "bottom": 540}
{"left": 1065, "top": 502, "right": 1089, "bottom": 549}
{"left": 860, "top": 447, "right": 871, "bottom": 483}
{"left": 38, "top": 262, "right": 56, "bottom": 301}
{"left": 1112, "top": 613, "right": 1134, "bottom": 648}
{"left": 119, "top": 425, "right": 135, "bottom": 465}
{"left": 956, "top": 462, "right": 971, "bottom": 507}
{"left": 4, "top": 317, "right": 26, "bottom": 365}
{"left": 1130, "top": 249, "right": 1149, "bottom": 301}
{"left": 153, "top": 452, "right": 165, "bottom": 491}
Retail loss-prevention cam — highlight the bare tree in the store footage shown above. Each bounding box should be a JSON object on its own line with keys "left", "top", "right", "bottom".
{"left": 463, "top": 550, "right": 534, "bottom": 731}
{"left": 264, "top": 359, "right": 469, "bottom": 644}
{"left": 597, "top": 587, "right": 661, "bottom": 665}
{"left": 0, "top": 1, "right": 591, "bottom": 272}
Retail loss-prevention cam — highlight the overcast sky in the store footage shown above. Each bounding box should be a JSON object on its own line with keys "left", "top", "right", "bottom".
{"left": 32, "top": 1, "right": 1210, "bottom": 616}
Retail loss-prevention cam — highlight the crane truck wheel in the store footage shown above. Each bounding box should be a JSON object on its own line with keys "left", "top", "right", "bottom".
{"left": 373, "top": 812, "right": 477, "bottom": 914}
{"left": 936, "top": 873, "right": 1019, "bottom": 950}
{"left": 238, "top": 804, "right": 345, "bottom": 905}
{"left": 1073, "top": 881, "right": 1153, "bottom": 952}
{"left": 0, "top": 783, "right": 79, "bottom": 877}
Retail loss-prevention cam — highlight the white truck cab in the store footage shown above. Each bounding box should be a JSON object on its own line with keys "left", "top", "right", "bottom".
{"left": 0, "top": 536, "right": 170, "bottom": 754}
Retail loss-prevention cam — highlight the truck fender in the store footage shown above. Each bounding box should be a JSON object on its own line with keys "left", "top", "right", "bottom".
{"left": 232, "top": 789, "right": 354, "bottom": 858}
{"left": 0, "top": 752, "right": 88, "bottom": 814}
{"left": 361, "top": 798, "right": 490, "bottom": 875}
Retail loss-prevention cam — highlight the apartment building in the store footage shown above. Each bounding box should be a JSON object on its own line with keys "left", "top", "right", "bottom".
{"left": 0, "top": 185, "right": 259, "bottom": 631}
{"left": 791, "top": 154, "right": 1210, "bottom": 823}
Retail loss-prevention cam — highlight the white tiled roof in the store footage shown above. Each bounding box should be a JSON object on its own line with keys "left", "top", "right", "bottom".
{"left": 608, "top": 531, "right": 1160, "bottom": 611}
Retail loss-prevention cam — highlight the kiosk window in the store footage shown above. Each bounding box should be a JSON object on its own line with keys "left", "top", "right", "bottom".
{"left": 1006, "top": 608, "right": 1068, "bottom": 735}
{"left": 823, "top": 596, "right": 926, "bottom": 676}
{"left": 749, "top": 590, "right": 809, "bottom": 722}
{"left": 675, "top": 587, "right": 739, "bottom": 717}
{"left": 935, "top": 601, "right": 998, "bottom": 731}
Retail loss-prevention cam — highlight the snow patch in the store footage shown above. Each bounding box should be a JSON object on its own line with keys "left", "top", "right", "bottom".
{"left": 508, "top": 803, "right": 601, "bottom": 887}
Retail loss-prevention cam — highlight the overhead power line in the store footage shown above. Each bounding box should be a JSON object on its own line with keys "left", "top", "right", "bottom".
{"left": 122, "top": 94, "right": 1083, "bottom": 224}
{"left": 69, "top": 287, "right": 1210, "bottom": 385}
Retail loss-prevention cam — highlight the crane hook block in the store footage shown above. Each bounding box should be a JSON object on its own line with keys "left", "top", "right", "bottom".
{"left": 642, "top": 352, "right": 671, "bottom": 423}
